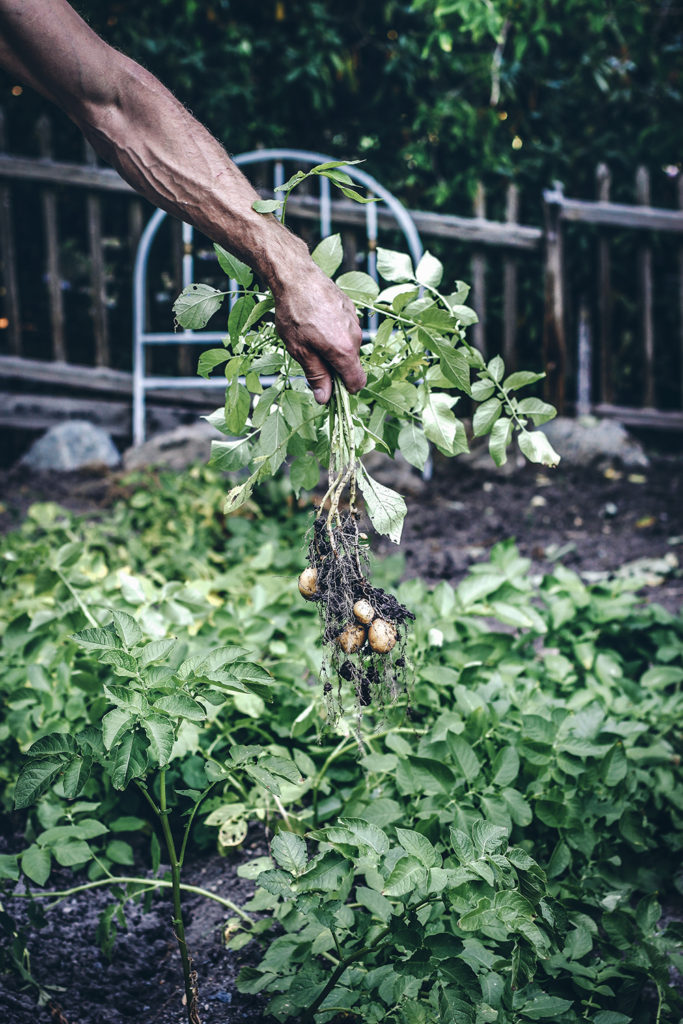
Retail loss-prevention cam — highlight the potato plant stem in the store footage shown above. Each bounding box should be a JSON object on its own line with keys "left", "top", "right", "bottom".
{"left": 10, "top": 876, "right": 252, "bottom": 922}
{"left": 158, "top": 768, "right": 200, "bottom": 1024}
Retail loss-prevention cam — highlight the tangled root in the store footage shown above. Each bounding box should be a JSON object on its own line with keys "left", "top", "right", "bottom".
{"left": 303, "top": 511, "right": 414, "bottom": 719}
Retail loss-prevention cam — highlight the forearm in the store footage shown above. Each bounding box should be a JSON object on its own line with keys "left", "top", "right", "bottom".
{"left": 0, "top": 0, "right": 306, "bottom": 296}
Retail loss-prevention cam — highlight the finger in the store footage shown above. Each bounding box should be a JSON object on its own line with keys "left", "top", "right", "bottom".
{"left": 321, "top": 333, "right": 367, "bottom": 394}
{"left": 298, "top": 349, "right": 333, "bottom": 404}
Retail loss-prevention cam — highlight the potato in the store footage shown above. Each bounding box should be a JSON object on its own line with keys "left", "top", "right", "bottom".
{"left": 353, "top": 599, "right": 375, "bottom": 625}
{"left": 368, "top": 618, "right": 397, "bottom": 654}
{"left": 298, "top": 566, "right": 318, "bottom": 600}
{"left": 336, "top": 623, "right": 367, "bottom": 653}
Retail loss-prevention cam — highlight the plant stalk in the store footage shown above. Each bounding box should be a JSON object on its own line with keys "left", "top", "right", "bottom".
{"left": 159, "top": 769, "right": 201, "bottom": 1024}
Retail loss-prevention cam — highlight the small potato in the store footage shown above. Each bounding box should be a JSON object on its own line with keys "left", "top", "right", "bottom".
{"left": 368, "top": 619, "right": 397, "bottom": 654}
{"left": 298, "top": 566, "right": 318, "bottom": 600}
{"left": 353, "top": 599, "right": 375, "bottom": 625}
{"left": 336, "top": 623, "right": 367, "bottom": 653}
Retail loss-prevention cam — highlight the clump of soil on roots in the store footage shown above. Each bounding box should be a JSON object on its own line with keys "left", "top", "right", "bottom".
{"left": 303, "top": 510, "right": 414, "bottom": 716}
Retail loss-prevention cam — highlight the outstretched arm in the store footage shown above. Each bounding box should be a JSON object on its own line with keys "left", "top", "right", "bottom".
{"left": 0, "top": 0, "right": 365, "bottom": 403}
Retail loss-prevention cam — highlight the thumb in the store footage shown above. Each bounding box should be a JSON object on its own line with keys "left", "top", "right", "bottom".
{"left": 298, "top": 350, "right": 333, "bottom": 404}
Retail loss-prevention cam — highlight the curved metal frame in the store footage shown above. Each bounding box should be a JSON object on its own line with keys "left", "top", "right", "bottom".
{"left": 132, "top": 149, "right": 423, "bottom": 444}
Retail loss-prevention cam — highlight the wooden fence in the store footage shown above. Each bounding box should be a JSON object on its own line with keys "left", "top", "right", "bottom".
{"left": 1, "top": 110, "right": 682, "bottom": 439}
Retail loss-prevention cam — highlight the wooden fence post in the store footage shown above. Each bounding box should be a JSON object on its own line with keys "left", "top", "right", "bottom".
{"left": 84, "top": 141, "right": 109, "bottom": 367}
{"left": 502, "top": 183, "right": 519, "bottom": 370}
{"left": 0, "top": 108, "right": 21, "bottom": 355}
{"left": 636, "top": 166, "right": 655, "bottom": 407}
{"left": 542, "top": 183, "right": 567, "bottom": 413}
{"left": 37, "top": 115, "right": 66, "bottom": 362}
{"left": 471, "top": 182, "right": 487, "bottom": 358}
{"left": 678, "top": 174, "right": 683, "bottom": 411}
{"left": 596, "top": 163, "right": 613, "bottom": 403}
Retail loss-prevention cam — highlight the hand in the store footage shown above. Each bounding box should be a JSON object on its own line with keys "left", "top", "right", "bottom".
{"left": 273, "top": 263, "right": 366, "bottom": 404}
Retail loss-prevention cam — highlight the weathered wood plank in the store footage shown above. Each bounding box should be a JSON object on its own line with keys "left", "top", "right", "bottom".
{"left": 471, "top": 183, "right": 487, "bottom": 357}
{"left": 0, "top": 391, "right": 206, "bottom": 437}
{"left": 636, "top": 167, "right": 655, "bottom": 407}
{"left": 592, "top": 402, "right": 683, "bottom": 431}
{"left": 84, "top": 143, "right": 109, "bottom": 367}
{"left": 0, "top": 153, "right": 135, "bottom": 193}
{"left": 502, "top": 183, "right": 519, "bottom": 369}
{"left": 0, "top": 109, "right": 21, "bottom": 355}
{"left": 544, "top": 185, "right": 683, "bottom": 233}
{"left": 679, "top": 175, "right": 683, "bottom": 412}
{"left": 0, "top": 354, "right": 222, "bottom": 407}
{"left": 37, "top": 116, "right": 66, "bottom": 362}
{"left": 596, "top": 163, "right": 613, "bottom": 404}
{"left": 542, "top": 184, "right": 567, "bottom": 412}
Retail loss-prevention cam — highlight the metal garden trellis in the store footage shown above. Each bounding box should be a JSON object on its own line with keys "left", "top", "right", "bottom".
{"left": 132, "top": 149, "right": 424, "bottom": 445}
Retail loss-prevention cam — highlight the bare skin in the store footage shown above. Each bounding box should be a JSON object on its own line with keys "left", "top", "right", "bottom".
{"left": 0, "top": 0, "right": 366, "bottom": 403}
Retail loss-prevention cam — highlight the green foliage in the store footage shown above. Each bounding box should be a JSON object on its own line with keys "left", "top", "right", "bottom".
{"left": 1, "top": 476, "right": 682, "bottom": 1022}
{"left": 174, "top": 218, "right": 559, "bottom": 538}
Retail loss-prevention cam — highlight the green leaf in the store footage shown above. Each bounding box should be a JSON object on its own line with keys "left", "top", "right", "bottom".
{"left": 395, "top": 828, "right": 438, "bottom": 868}
{"left": 491, "top": 747, "right": 520, "bottom": 788}
{"left": 471, "top": 379, "right": 495, "bottom": 401}
{"left": 271, "top": 831, "right": 308, "bottom": 874}
{"left": 449, "top": 304, "right": 478, "bottom": 326}
{"left": 336, "top": 271, "right": 380, "bottom": 303}
{"left": 382, "top": 855, "right": 427, "bottom": 897}
{"left": 421, "top": 391, "right": 463, "bottom": 456}
{"left": 356, "top": 886, "right": 393, "bottom": 922}
{"left": 27, "top": 734, "right": 78, "bottom": 758}
{"left": 415, "top": 251, "right": 443, "bottom": 288}
{"left": 106, "top": 839, "right": 135, "bottom": 866}
{"left": 487, "top": 355, "right": 505, "bottom": 382}
{"left": 142, "top": 714, "right": 176, "bottom": 766}
{"left": 473, "top": 397, "right": 502, "bottom": 437}
{"left": 224, "top": 381, "right": 251, "bottom": 435}
{"left": 518, "top": 430, "right": 560, "bottom": 467}
{"left": 71, "top": 625, "right": 121, "bottom": 652}
{"left": 289, "top": 455, "right": 320, "bottom": 496}
{"left": 111, "top": 732, "right": 148, "bottom": 790}
{"left": 0, "top": 853, "right": 19, "bottom": 881}
{"left": 154, "top": 693, "right": 207, "bottom": 722}
{"left": 210, "top": 437, "right": 252, "bottom": 473}
{"left": 14, "top": 757, "right": 65, "bottom": 809}
{"left": 377, "top": 247, "right": 414, "bottom": 283}
{"left": 447, "top": 733, "right": 481, "bottom": 782}
{"left": 244, "top": 763, "right": 281, "bottom": 796}
{"left": 253, "top": 409, "right": 289, "bottom": 474}
{"left": 358, "top": 469, "right": 407, "bottom": 544}
{"left": 243, "top": 294, "right": 275, "bottom": 331}
{"left": 213, "top": 243, "right": 253, "bottom": 287}
{"left": 197, "top": 348, "right": 229, "bottom": 379}
{"left": 489, "top": 417, "right": 513, "bottom": 466}
{"left": 516, "top": 398, "right": 557, "bottom": 426}
{"left": 398, "top": 422, "right": 430, "bottom": 471}
{"left": 337, "top": 818, "right": 390, "bottom": 856}
{"left": 519, "top": 993, "right": 573, "bottom": 1020}
{"left": 312, "top": 234, "right": 344, "bottom": 277}
{"left": 139, "top": 639, "right": 177, "bottom": 668}
{"left": 111, "top": 610, "right": 143, "bottom": 650}
{"left": 53, "top": 839, "right": 92, "bottom": 867}
{"left": 61, "top": 756, "right": 92, "bottom": 798}
{"left": 432, "top": 342, "right": 471, "bottom": 394}
{"left": 103, "top": 707, "right": 136, "bottom": 750}
{"left": 252, "top": 199, "right": 283, "bottom": 214}
{"left": 504, "top": 370, "right": 545, "bottom": 391}
{"left": 472, "top": 821, "right": 508, "bottom": 855}
{"left": 173, "top": 283, "right": 225, "bottom": 330}
{"left": 21, "top": 844, "right": 51, "bottom": 886}
{"left": 228, "top": 295, "right": 256, "bottom": 345}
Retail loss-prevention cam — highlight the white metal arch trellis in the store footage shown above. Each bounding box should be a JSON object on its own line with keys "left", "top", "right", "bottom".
{"left": 132, "top": 149, "right": 423, "bottom": 444}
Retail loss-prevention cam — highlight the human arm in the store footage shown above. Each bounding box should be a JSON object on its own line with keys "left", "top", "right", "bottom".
{"left": 0, "top": 0, "right": 365, "bottom": 402}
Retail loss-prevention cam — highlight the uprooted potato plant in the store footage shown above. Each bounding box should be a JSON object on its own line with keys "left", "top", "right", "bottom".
{"left": 173, "top": 161, "right": 560, "bottom": 710}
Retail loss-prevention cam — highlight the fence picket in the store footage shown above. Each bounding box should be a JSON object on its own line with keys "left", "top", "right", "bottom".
{"left": 0, "top": 109, "right": 21, "bottom": 355}
{"left": 36, "top": 115, "right": 66, "bottom": 362}
{"left": 542, "top": 183, "right": 567, "bottom": 412}
{"left": 636, "top": 166, "right": 655, "bottom": 407}
{"left": 84, "top": 142, "right": 109, "bottom": 367}
{"left": 502, "top": 183, "right": 519, "bottom": 370}
{"left": 471, "top": 182, "right": 487, "bottom": 357}
{"left": 596, "top": 163, "right": 613, "bottom": 404}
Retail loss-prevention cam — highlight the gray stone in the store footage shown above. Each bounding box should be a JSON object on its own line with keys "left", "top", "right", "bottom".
{"left": 21, "top": 420, "right": 120, "bottom": 471}
{"left": 122, "top": 421, "right": 223, "bottom": 471}
{"left": 540, "top": 416, "right": 649, "bottom": 468}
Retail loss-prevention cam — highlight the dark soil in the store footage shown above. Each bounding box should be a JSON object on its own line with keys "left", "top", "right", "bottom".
{"left": 0, "top": 449, "right": 681, "bottom": 1024}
